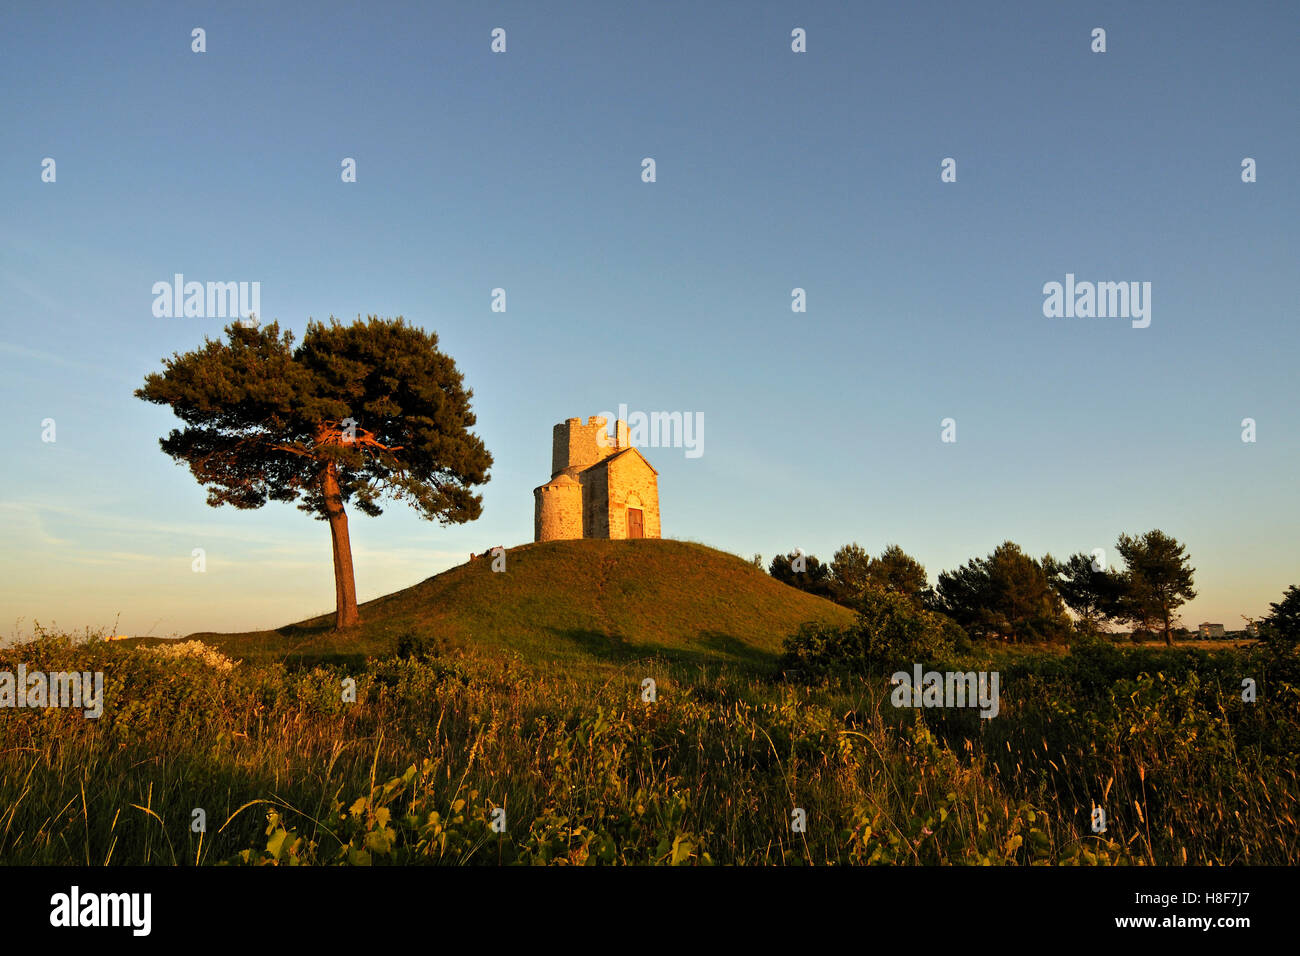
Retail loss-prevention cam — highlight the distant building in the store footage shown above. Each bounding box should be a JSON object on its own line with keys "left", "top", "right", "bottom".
{"left": 534, "top": 416, "right": 661, "bottom": 542}
{"left": 1198, "top": 622, "right": 1226, "bottom": 639}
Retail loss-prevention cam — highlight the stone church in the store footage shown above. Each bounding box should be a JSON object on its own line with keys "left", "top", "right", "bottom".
{"left": 534, "top": 416, "right": 661, "bottom": 541}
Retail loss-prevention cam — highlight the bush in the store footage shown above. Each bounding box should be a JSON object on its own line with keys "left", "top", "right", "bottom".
{"left": 778, "top": 588, "right": 961, "bottom": 677}
{"left": 395, "top": 632, "right": 443, "bottom": 662}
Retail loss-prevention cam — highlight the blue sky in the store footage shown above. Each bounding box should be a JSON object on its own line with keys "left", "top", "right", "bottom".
{"left": 1, "top": 0, "right": 1295, "bottom": 637}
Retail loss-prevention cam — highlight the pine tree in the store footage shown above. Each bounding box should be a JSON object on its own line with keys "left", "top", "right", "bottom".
{"left": 136, "top": 317, "right": 492, "bottom": 629}
{"left": 1114, "top": 530, "right": 1196, "bottom": 647}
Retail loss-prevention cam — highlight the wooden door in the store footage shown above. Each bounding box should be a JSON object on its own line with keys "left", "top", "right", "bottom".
{"left": 627, "top": 508, "right": 644, "bottom": 538}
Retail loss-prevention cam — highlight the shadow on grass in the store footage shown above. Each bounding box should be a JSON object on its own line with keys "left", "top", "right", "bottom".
{"left": 544, "top": 626, "right": 777, "bottom": 671}
{"left": 189, "top": 618, "right": 378, "bottom": 670}
{"left": 194, "top": 613, "right": 786, "bottom": 676}
{"left": 693, "top": 630, "right": 776, "bottom": 668}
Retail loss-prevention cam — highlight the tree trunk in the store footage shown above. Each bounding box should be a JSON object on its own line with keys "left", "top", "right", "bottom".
{"left": 321, "top": 463, "right": 360, "bottom": 629}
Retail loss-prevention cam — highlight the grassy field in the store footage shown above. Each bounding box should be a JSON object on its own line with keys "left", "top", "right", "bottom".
{"left": 2, "top": 541, "right": 1296, "bottom": 866}
{"left": 185, "top": 539, "right": 855, "bottom": 668}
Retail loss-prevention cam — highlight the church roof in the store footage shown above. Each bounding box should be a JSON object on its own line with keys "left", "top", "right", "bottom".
{"left": 580, "top": 445, "right": 659, "bottom": 477}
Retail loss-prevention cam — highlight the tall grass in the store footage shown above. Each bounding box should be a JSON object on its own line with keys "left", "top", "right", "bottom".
{"left": 0, "top": 631, "right": 1293, "bottom": 864}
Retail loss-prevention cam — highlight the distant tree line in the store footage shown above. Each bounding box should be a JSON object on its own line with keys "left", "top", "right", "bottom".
{"left": 763, "top": 529, "right": 1214, "bottom": 647}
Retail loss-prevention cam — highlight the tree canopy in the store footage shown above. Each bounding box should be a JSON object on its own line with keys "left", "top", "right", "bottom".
{"left": 136, "top": 317, "right": 492, "bottom": 629}
{"left": 829, "top": 543, "right": 932, "bottom": 608}
{"left": 935, "top": 541, "right": 1071, "bottom": 643}
{"left": 1260, "top": 584, "right": 1300, "bottom": 651}
{"left": 1044, "top": 552, "right": 1126, "bottom": 633}
{"left": 769, "top": 550, "right": 834, "bottom": 599}
{"left": 1113, "top": 530, "right": 1196, "bottom": 646}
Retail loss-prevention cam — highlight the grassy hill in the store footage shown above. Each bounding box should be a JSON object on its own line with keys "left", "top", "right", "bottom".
{"left": 189, "top": 539, "right": 854, "bottom": 667}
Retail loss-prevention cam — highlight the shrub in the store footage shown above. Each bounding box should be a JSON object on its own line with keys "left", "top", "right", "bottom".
{"left": 395, "top": 632, "right": 442, "bottom": 662}
{"left": 778, "top": 588, "right": 960, "bottom": 677}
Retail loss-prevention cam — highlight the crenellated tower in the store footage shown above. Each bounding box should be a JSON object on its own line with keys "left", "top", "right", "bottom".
{"left": 534, "top": 415, "right": 657, "bottom": 542}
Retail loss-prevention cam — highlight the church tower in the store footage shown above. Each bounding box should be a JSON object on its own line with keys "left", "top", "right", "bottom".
{"left": 534, "top": 416, "right": 659, "bottom": 542}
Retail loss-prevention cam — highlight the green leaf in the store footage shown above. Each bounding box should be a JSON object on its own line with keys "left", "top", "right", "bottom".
{"left": 670, "top": 835, "right": 695, "bottom": 865}
{"left": 266, "top": 828, "right": 291, "bottom": 861}
{"left": 365, "top": 828, "right": 393, "bottom": 855}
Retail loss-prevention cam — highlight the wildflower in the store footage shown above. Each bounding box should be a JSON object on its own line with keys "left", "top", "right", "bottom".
{"left": 142, "top": 640, "right": 237, "bottom": 673}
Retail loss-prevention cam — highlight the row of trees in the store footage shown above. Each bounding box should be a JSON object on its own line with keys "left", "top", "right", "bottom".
{"left": 767, "top": 543, "right": 933, "bottom": 607}
{"left": 766, "top": 530, "right": 1200, "bottom": 646}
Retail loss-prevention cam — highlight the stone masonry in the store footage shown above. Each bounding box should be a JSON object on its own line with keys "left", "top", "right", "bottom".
{"left": 534, "top": 416, "right": 661, "bottom": 541}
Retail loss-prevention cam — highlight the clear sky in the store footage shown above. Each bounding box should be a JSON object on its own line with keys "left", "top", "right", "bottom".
{"left": 1, "top": 1, "right": 1295, "bottom": 638}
